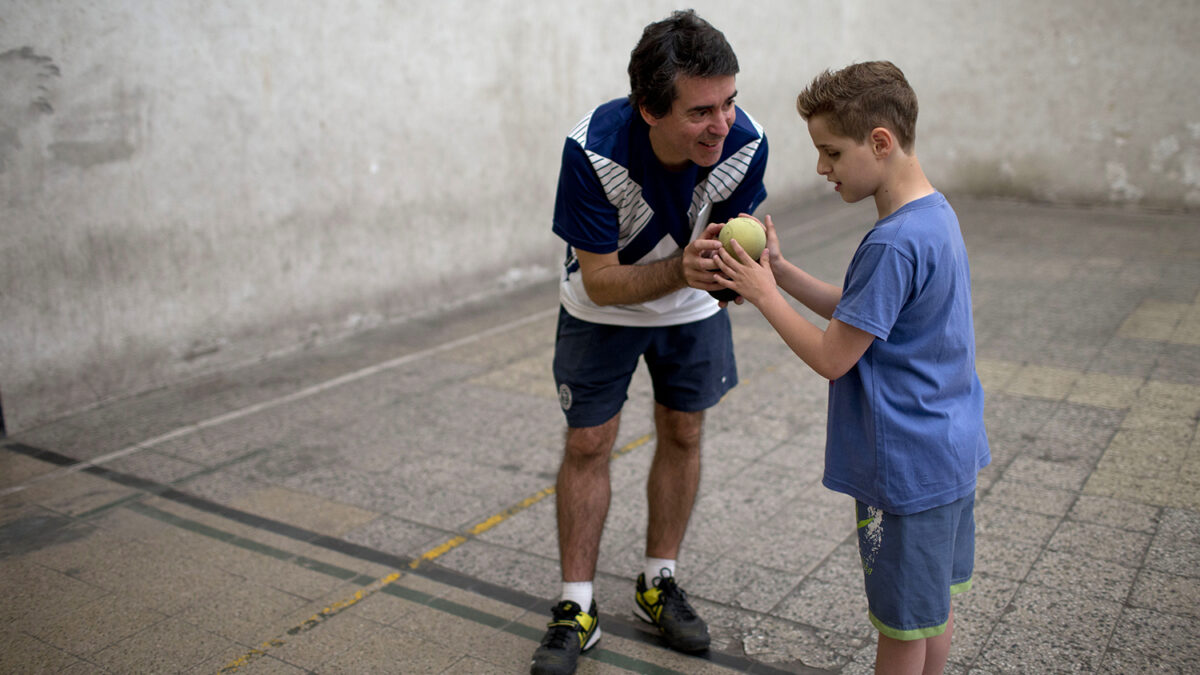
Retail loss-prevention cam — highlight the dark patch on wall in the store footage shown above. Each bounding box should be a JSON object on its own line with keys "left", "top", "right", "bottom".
{"left": 49, "top": 138, "right": 136, "bottom": 168}
{"left": 0, "top": 47, "right": 59, "bottom": 172}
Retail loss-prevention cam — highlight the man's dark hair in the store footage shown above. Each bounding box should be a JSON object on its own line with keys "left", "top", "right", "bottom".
{"left": 628, "top": 9, "right": 739, "bottom": 119}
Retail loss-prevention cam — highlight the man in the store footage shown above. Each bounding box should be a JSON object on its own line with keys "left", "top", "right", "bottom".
{"left": 531, "top": 10, "right": 769, "bottom": 675}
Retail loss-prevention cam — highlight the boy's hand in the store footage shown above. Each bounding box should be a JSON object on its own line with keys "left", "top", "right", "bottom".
{"left": 741, "top": 213, "right": 788, "bottom": 273}
{"left": 714, "top": 236, "right": 777, "bottom": 307}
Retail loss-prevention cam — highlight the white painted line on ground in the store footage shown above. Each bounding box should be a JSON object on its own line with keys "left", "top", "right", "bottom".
{"left": 0, "top": 307, "right": 559, "bottom": 496}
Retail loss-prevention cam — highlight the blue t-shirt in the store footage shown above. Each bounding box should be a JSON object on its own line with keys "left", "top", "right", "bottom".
{"left": 824, "top": 192, "right": 990, "bottom": 515}
{"left": 552, "top": 98, "right": 768, "bottom": 326}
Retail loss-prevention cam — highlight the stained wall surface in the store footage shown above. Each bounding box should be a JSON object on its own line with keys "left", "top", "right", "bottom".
{"left": 2, "top": 1, "right": 1197, "bottom": 432}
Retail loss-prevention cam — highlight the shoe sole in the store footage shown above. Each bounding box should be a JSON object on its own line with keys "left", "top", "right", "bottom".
{"left": 633, "top": 604, "right": 710, "bottom": 652}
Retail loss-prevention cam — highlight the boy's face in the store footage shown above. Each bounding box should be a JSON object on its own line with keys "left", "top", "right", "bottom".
{"left": 807, "top": 114, "right": 881, "bottom": 204}
{"left": 643, "top": 74, "right": 738, "bottom": 170}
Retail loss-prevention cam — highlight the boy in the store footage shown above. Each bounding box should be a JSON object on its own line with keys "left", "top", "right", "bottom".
{"left": 713, "top": 61, "right": 989, "bottom": 674}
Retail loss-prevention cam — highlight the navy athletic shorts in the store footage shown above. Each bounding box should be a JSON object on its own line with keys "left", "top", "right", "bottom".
{"left": 552, "top": 307, "right": 737, "bottom": 428}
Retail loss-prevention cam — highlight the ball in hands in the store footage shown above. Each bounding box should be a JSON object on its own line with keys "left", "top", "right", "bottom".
{"left": 709, "top": 216, "right": 766, "bottom": 301}
{"left": 718, "top": 216, "right": 766, "bottom": 262}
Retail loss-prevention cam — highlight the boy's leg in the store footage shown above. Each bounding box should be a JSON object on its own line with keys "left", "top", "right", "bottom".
{"left": 921, "top": 608, "right": 953, "bottom": 674}
{"left": 856, "top": 497, "right": 971, "bottom": 675}
{"left": 557, "top": 415, "right": 621, "bottom": 581}
{"left": 874, "top": 632, "right": 924, "bottom": 675}
{"left": 873, "top": 608, "right": 952, "bottom": 675}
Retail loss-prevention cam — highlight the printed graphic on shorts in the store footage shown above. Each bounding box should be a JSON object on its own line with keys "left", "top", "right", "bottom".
{"left": 558, "top": 383, "right": 573, "bottom": 411}
{"left": 857, "top": 505, "right": 884, "bottom": 576}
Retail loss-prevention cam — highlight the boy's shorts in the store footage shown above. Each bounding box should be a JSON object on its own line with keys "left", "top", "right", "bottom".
{"left": 552, "top": 307, "right": 737, "bottom": 428}
{"left": 854, "top": 492, "right": 976, "bottom": 641}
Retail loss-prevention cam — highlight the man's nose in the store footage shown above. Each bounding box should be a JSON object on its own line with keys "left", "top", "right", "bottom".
{"left": 710, "top": 111, "right": 732, "bottom": 136}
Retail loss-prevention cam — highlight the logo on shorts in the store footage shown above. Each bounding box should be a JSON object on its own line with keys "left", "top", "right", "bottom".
{"left": 558, "top": 384, "right": 573, "bottom": 411}
{"left": 857, "top": 506, "right": 884, "bottom": 576}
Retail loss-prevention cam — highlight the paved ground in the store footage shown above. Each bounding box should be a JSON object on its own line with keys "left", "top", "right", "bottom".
{"left": 2, "top": 195, "right": 1198, "bottom": 674}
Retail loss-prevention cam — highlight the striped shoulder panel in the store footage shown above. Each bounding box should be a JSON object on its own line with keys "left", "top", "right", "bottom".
{"left": 702, "top": 110, "right": 765, "bottom": 202}
{"left": 568, "top": 110, "right": 594, "bottom": 145}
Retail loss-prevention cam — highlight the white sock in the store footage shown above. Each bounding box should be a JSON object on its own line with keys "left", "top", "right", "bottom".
{"left": 561, "top": 581, "right": 593, "bottom": 610}
{"left": 645, "top": 557, "right": 676, "bottom": 586}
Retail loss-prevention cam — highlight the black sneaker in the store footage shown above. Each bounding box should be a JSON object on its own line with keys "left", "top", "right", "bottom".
{"left": 634, "top": 572, "right": 710, "bottom": 652}
{"left": 530, "top": 600, "right": 601, "bottom": 675}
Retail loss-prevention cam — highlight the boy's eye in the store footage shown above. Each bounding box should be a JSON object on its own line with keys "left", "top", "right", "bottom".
{"left": 827, "top": 151, "right": 840, "bottom": 159}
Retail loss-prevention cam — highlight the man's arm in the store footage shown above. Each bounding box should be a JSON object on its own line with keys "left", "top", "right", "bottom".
{"left": 576, "top": 223, "right": 727, "bottom": 306}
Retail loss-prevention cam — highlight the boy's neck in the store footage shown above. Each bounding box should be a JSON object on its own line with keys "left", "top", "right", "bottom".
{"left": 873, "top": 154, "right": 934, "bottom": 220}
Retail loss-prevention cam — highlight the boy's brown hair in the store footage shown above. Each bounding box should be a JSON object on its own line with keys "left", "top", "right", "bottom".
{"left": 796, "top": 61, "right": 918, "bottom": 152}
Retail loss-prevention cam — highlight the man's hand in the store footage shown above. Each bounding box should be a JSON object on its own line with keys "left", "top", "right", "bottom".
{"left": 682, "top": 222, "right": 728, "bottom": 292}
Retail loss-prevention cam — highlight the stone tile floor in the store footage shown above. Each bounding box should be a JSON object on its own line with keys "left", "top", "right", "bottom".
{"left": 2, "top": 195, "right": 1198, "bottom": 673}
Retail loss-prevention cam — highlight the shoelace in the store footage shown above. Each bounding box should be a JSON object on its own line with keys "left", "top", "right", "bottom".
{"left": 656, "top": 577, "right": 698, "bottom": 621}
{"left": 543, "top": 604, "right": 582, "bottom": 649}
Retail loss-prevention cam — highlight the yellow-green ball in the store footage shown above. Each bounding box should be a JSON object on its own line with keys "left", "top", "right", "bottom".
{"left": 719, "top": 217, "right": 766, "bottom": 261}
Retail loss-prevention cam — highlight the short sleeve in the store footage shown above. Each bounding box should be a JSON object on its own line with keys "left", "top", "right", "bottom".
{"left": 552, "top": 138, "right": 620, "bottom": 254}
{"left": 832, "top": 242, "right": 915, "bottom": 340}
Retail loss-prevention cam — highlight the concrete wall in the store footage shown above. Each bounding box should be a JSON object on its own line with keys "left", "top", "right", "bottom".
{"left": 2, "top": 1, "right": 1197, "bottom": 433}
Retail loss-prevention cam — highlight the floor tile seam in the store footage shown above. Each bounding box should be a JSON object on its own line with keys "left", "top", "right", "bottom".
{"left": 967, "top": 486, "right": 1178, "bottom": 672}
{"left": 1, "top": 441, "right": 799, "bottom": 675}
{"left": 0, "top": 307, "right": 560, "bottom": 498}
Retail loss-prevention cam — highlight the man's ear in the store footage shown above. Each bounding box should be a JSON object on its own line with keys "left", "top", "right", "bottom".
{"left": 639, "top": 104, "right": 660, "bottom": 127}
{"left": 870, "top": 127, "right": 895, "bottom": 158}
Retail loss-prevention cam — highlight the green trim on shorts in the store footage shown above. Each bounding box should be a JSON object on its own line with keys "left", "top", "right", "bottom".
{"left": 869, "top": 611, "right": 948, "bottom": 641}
{"left": 868, "top": 578, "right": 972, "bottom": 641}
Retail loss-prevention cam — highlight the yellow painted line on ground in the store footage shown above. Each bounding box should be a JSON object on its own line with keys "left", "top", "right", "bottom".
{"left": 218, "top": 571, "right": 403, "bottom": 673}
{"left": 410, "top": 433, "right": 653, "bottom": 569}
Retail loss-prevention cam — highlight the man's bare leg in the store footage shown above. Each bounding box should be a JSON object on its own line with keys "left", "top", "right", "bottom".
{"left": 557, "top": 413, "right": 621, "bottom": 581}
{"left": 645, "top": 405, "right": 703, "bottom": 559}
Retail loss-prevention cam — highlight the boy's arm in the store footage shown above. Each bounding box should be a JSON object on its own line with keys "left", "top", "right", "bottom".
{"left": 714, "top": 242, "right": 875, "bottom": 380}
{"left": 755, "top": 291, "right": 876, "bottom": 380}
{"left": 770, "top": 256, "right": 842, "bottom": 320}
{"left": 757, "top": 214, "right": 841, "bottom": 319}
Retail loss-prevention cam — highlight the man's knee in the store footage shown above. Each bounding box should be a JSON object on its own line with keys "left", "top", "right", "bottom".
{"left": 655, "top": 406, "right": 704, "bottom": 452}
{"left": 564, "top": 415, "right": 620, "bottom": 462}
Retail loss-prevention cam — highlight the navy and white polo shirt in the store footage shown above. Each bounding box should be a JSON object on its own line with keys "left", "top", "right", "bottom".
{"left": 552, "top": 98, "right": 768, "bottom": 327}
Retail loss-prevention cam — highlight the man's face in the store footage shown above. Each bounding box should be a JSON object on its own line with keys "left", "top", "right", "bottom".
{"left": 807, "top": 114, "right": 881, "bottom": 204}
{"left": 643, "top": 74, "right": 737, "bottom": 170}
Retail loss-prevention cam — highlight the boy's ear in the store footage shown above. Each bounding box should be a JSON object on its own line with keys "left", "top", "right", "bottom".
{"left": 869, "top": 127, "right": 895, "bottom": 158}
